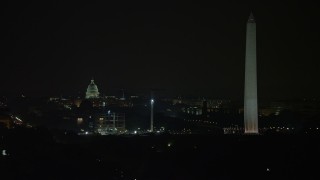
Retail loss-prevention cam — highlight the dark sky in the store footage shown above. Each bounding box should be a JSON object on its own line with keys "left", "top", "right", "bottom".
{"left": 2, "top": 0, "right": 320, "bottom": 99}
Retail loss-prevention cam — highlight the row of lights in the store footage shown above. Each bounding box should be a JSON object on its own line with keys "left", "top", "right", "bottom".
{"left": 308, "top": 127, "right": 319, "bottom": 130}
{"left": 168, "top": 129, "right": 192, "bottom": 135}
{"left": 185, "top": 119, "right": 217, "bottom": 124}
{"left": 268, "top": 127, "right": 294, "bottom": 130}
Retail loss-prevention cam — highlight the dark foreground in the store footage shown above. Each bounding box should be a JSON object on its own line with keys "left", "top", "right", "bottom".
{"left": 1, "top": 129, "right": 319, "bottom": 180}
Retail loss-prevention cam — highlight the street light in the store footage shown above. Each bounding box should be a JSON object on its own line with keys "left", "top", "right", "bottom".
{"left": 150, "top": 99, "right": 154, "bottom": 132}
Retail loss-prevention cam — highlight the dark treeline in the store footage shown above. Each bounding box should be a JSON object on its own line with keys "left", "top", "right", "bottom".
{"left": 1, "top": 127, "right": 319, "bottom": 180}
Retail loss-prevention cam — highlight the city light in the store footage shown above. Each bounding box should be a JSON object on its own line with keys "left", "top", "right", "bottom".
{"left": 2, "top": 150, "right": 7, "bottom": 156}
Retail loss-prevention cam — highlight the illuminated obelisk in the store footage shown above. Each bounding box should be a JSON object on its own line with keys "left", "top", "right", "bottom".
{"left": 244, "top": 12, "right": 258, "bottom": 134}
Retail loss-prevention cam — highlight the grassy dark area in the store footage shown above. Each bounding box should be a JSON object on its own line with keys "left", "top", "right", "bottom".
{"left": 0, "top": 128, "right": 319, "bottom": 180}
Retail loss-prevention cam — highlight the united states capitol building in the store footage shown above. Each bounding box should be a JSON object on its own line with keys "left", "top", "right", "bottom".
{"left": 85, "top": 79, "right": 100, "bottom": 99}
{"left": 66, "top": 79, "right": 127, "bottom": 135}
{"left": 72, "top": 79, "right": 133, "bottom": 108}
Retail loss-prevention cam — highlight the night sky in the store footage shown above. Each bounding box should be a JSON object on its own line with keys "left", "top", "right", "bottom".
{"left": 2, "top": 0, "right": 320, "bottom": 99}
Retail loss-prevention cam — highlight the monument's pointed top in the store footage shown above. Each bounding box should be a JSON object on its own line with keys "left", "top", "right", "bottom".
{"left": 248, "top": 12, "right": 255, "bottom": 23}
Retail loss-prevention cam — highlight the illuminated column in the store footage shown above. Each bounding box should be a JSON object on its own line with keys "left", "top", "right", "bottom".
{"left": 244, "top": 12, "right": 259, "bottom": 134}
{"left": 150, "top": 99, "right": 154, "bottom": 132}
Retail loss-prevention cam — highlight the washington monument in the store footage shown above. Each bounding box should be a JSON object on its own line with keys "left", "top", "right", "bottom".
{"left": 244, "top": 12, "right": 259, "bottom": 134}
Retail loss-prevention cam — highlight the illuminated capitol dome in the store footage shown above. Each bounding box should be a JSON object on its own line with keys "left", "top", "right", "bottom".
{"left": 86, "top": 79, "right": 100, "bottom": 99}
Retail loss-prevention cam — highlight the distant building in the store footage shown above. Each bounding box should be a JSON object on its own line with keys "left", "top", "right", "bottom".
{"left": 170, "top": 98, "right": 230, "bottom": 114}
{"left": 95, "top": 112, "right": 126, "bottom": 135}
{"left": 0, "top": 114, "right": 13, "bottom": 128}
{"left": 76, "top": 110, "right": 125, "bottom": 135}
{"left": 86, "top": 79, "right": 100, "bottom": 99}
{"left": 0, "top": 114, "right": 23, "bottom": 129}
{"left": 73, "top": 98, "right": 82, "bottom": 108}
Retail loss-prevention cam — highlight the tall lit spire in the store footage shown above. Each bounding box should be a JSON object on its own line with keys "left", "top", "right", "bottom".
{"left": 244, "top": 12, "right": 259, "bottom": 134}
